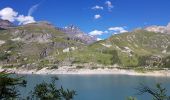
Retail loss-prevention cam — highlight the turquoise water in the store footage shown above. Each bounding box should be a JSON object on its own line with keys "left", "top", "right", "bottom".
{"left": 16, "top": 74, "right": 170, "bottom": 100}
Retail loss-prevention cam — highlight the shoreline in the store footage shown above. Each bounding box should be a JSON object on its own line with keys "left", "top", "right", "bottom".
{"left": 1, "top": 66, "right": 170, "bottom": 77}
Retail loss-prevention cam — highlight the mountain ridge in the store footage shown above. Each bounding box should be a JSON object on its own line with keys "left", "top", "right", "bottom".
{"left": 145, "top": 23, "right": 170, "bottom": 34}
{"left": 0, "top": 19, "right": 170, "bottom": 69}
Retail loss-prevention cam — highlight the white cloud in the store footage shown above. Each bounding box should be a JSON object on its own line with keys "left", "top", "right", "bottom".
{"left": 28, "top": 0, "right": 45, "bottom": 16}
{"left": 28, "top": 4, "right": 40, "bottom": 16}
{"left": 94, "top": 14, "right": 101, "bottom": 19}
{"left": 89, "top": 30, "right": 104, "bottom": 36}
{"left": 92, "top": 5, "right": 104, "bottom": 10}
{"left": 97, "top": 38, "right": 102, "bottom": 41}
{"left": 16, "top": 15, "right": 35, "bottom": 25}
{"left": 0, "top": 7, "right": 18, "bottom": 22}
{"left": 108, "top": 27, "right": 123, "bottom": 31}
{"left": 0, "top": 7, "right": 36, "bottom": 25}
{"left": 105, "top": 1, "right": 114, "bottom": 11}
{"left": 108, "top": 27, "right": 128, "bottom": 33}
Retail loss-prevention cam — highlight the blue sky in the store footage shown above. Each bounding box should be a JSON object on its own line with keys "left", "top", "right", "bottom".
{"left": 0, "top": 0, "right": 170, "bottom": 39}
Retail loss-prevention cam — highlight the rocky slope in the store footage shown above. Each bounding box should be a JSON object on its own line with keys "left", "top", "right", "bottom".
{"left": 0, "top": 19, "right": 170, "bottom": 69}
{"left": 0, "top": 19, "right": 14, "bottom": 29}
{"left": 69, "top": 30, "right": 170, "bottom": 68}
{"left": 57, "top": 25, "right": 97, "bottom": 44}
{"left": 0, "top": 20, "right": 91, "bottom": 69}
{"left": 145, "top": 23, "right": 170, "bottom": 34}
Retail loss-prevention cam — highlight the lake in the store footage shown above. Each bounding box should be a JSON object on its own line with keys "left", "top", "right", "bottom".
{"left": 16, "top": 74, "right": 170, "bottom": 100}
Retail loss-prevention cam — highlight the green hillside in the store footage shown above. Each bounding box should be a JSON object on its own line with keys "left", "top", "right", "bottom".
{"left": 68, "top": 30, "right": 170, "bottom": 68}
{"left": 0, "top": 22, "right": 86, "bottom": 69}
{"left": 0, "top": 22, "right": 170, "bottom": 69}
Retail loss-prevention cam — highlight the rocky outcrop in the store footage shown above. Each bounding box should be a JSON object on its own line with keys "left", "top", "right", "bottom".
{"left": 0, "top": 19, "right": 14, "bottom": 29}
{"left": 0, "top": 40, "right": 5, "bottom": 46}
{"left": 58, "top": 25, "right": 97, "bottom": 44}
{"left": 10, "top": 29, "right": 52, "bottom": 43}
{"left": 145, "top": 22, "right": 170, "bottom": 34}
{"left": 145, "top": 25, "right": 167, "bottom": 33}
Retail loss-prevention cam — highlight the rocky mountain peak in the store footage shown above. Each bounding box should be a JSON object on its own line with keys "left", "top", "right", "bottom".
{"left": 145, "top": 25, "right": 167, "bottom": 33}
{"left": 145, "top": 22, "right": 170, "bottom": 34}
{"left": 65, "top": 24, "right": 80, "bottom": 30}
{"left": 63, "top": 24, "right": 82, "bottom": 34}
{"left": 61, "top": 24, "right": 97, "bottom": 44}
{"left": 167, "top": 23, "right": 170, "bottom": 32}
{"left": 0, "top": 19, "right": 14, "bottom": 29}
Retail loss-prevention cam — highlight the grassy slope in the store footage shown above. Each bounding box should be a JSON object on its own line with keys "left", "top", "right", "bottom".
{"left": 68, "top": 30, "right": 170, "bottom": 68}
{"left": 0, "top": 24, "right": 85, "bottom": 68}
{"left": 1, "top": 26, "right": 170, "bottom": 69}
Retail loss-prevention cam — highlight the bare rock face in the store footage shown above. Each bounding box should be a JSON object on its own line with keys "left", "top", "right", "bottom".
{"left": 145, "top": 25, "right": 167, "bottom": 33}
{"left": 10, "top": 29, "right": 52, "bottom": 43}
{"left": 167, "top": 23, "right": 170, "bottom": 33}
{"left": 63, "top": 25, "right": 82, "bottom": 34}
{"left": 9, "top": 21, "right": 56, "bottom": 43}
{"left": 0, "top": 40, "right": 5, "bottom": 45}
{"left": 145, "top": 22, "right": 170, "bottom": 34}
{"left": 58, "top": 25, "right": 97, "bottom": 44}
{"left": 0, "top": 19, "right": 14, "bottom": 29}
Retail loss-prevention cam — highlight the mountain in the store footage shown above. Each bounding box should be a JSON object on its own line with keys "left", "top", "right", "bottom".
{"left": 57, "top": 25, "right": 97, "bottom": 44}
{"left": 0, "top": 20, "right": 88, "bottom": 69}
{"left": 0, "top": 19, "right": 14, "bottom": 29}
{"left": 68, "top": 30, "right": 170, "bottom": 68}
{"left": 145, "top": 23, "right": 170, "bottom": 34}
{"left": 0, "top": 20, "right": 170, "bottom": 69}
